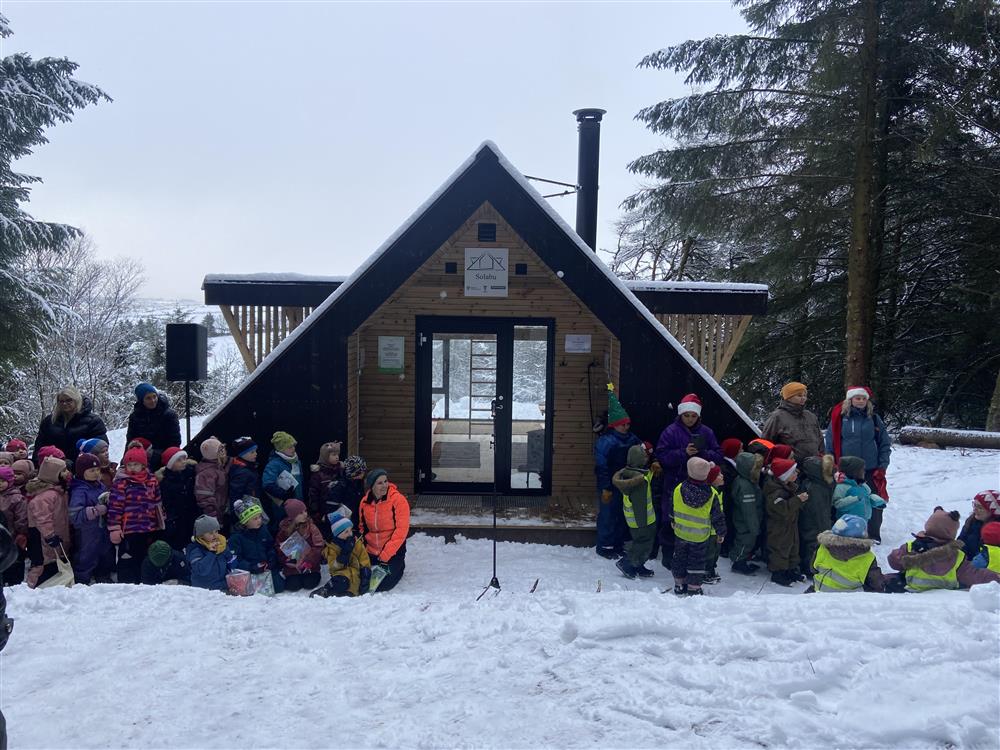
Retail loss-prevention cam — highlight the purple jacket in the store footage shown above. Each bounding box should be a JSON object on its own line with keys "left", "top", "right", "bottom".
{"left": 68, "top": 478, "right": 106, "bottom": 531}
{"left": 654, "top": 418, "right": 723, "bottom": 495}
{"left": 887, "top": 537, "right": 1000, "bottom": 589}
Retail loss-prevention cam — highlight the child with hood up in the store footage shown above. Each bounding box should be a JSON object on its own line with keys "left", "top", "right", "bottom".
{"left": 0, "top": 466, "right": 28, "bottom": 585}
{"left": 141, "top": 540, "right": 190, "bottom": 585}
{"left": 107, "top": 446, "right": 164, "bottom": 584}
{"left": 669, "top": 457, "right": 726, "bottom": 597}
{"left": 832, "top": 456, "right": 885, "bottom": 524}
{"left": 228, "top": 496, "right": 283, "bottom": 592}
{"left": 274, "top": 498, "right": 324, "bottom": 592}
{"left": 311, "top": 515, "right": 372, "bottom": 598}
{"left": 729, "top": 451, "right": 764, "bottom": 575}
{"left": 156, "top": 447, "right": 199, "bottom": 551}
{"left": 611, "top": 444, "right": 658, "bottom": 580}
{"left": 67, "top": 453, "right": 115, "bottom": 584}
{"left": 887, "top": 507, "right": 1000, "bottom": 591}
{"left": 798, "top": 454, "right": 836, "bottom": 577}
{"left": 307, "top": 441, "right": 344, "bottom": 537}
{"left": 11, "top": 459, "right": 34, "bottom": 490}
{"left": 262, "top": 431, "right": 303, "bottom": 535}
{"left": 194, "top": 437, "right": 228, "bottom": 524}
{"left": 0, "top": 453, "right": 13, "bottom": 468}
{"left": 763, "top": 457, "right": 808, "bottom": 587}
{"left": 25, "top": 456, "right": 73, "bottom": 588}
{"left": 185, "top": 515, "right": 234, "bottom": 591}
{"left": 957, "top": 490, "right": 1000, "bottom": 562}
{"left": 808, "top": 514, "right": 885, "bottom": 593}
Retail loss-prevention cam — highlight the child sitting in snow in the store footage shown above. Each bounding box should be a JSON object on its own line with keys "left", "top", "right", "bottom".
{"left": 274, "top": 498, "right": 324, "bottom": 592}
{"left": 141, "top": 540, "right": 190, "bottom": 585}
{"left": 311, "top": 515, "right": 371, "bottom": 597}
{"left": 957, "top": 490, "right": 1000, "bottom": 561}
{"left": 763, "top": 457, "right": 808, "bottom": 587}
{"left": 887, "top": 507, "right": 1000, "bottom": 591}
{"left": 186, "top": 515, "right": 234, "bottom": 591}
{"left": 969, "top": 521, "right": 1000, "bottom": 574}
{"left": 832, "top": 456, "right": 885, "bottom": 523}
{"left": 611, "top": 444, "right": 657, "bottom": 580}
{"left": 228, "top": 496, "right": 282, "bottom": 592}
{"left": 669, "top": 457, "right": 725, "bottom": 597}
{"left": 808, "top": 514, "right": 885, "bottom": 593}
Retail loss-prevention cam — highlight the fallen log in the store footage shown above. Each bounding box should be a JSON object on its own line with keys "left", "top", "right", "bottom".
{"left": 898, "top": 426, "right": 1000, "bottom": 450}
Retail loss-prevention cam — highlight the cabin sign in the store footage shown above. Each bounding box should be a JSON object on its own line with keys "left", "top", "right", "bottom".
{"left": 464, "top": 248, "right": 508, "bottom": 298}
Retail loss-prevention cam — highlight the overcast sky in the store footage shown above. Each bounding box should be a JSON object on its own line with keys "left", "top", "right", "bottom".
{"left": 5, "top": 1, "right": 746, "bottom": 300}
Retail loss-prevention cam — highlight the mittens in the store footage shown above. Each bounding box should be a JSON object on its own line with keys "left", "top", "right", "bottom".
{"left": 44, "top": 534, "right": 62, "bottom": 548}
{"left": 109, "top": 526, "right": 123, "bottom": 545}
{"left": 601, "top": 489, "right": 612, "bottom": 503}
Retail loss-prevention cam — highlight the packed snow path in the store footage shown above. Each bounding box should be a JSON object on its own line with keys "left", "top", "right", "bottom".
{"left": 4, "top": 446, "right": 999, "bottom": 749}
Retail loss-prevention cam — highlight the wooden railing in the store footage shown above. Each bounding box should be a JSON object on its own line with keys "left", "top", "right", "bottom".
{"left": 219, "top": 304, "right": 314, "bottom": 372}
{"left": 655, "top": 313, "right": 753, "bottom": 382}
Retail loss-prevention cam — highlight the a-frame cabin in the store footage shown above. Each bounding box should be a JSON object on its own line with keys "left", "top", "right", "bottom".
{"left": 193, "top": 142, "right": 762, "bottom": 525}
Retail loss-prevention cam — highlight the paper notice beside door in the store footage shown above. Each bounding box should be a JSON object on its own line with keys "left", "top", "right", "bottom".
{"left": 564, "top": 334, "right": 592, "bottom": 353}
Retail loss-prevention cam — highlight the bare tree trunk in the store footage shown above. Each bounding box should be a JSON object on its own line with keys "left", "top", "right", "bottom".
{"left": 844, "top": 0, "right": 880, "bottom": 387}
{"left": 988, "top": 366, "right": 1000, "bottom": 432}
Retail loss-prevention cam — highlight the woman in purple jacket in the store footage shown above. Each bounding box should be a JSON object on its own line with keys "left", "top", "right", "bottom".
{"left": 654, "top": 393, "right": 723, "bottom": 566}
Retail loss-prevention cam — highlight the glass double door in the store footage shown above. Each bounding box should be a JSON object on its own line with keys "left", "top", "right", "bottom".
{"left": 415, "top": 317, "right": 553, "bottom": 495}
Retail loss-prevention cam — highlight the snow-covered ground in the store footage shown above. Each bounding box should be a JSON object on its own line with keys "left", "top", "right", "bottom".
{"left": 4, "top": 446, "right": 999, "bottom": 748}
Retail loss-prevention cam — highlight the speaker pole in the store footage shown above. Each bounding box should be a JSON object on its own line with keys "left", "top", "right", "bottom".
{"left": 185, "top": 379, "right": 191, "bottom": 444}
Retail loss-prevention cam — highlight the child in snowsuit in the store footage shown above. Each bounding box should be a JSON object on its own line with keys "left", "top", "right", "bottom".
{"left": 262, "top": 431, "right": 304, "bottom": 536}
{"left": 275, "top": 498, "right": 324, "bottom": 592}
{"left": 325, "top": 455, "right": 367, "bottom": 528}
{"left": 611, "top": 444, "right": 657, "bottom": 579}
{"left": 67, "top": 453, "right": 115, "bottom": 583}
{"left": 970, "top": 522, "right": 1000, "bottom": 574}
{"left": 141, "top": 540, "right": 190, "bottom": 585}
{"left": 702, "top": 465, "right": 727, "bottom": 583}
{"left": 0, "top": 466, "right": 27, "bottom": 585}
{"left": 718, "top": 438, "right": 743, "bottom": 557}
{"left": 107, "top": 447, "right": 164, "bottom": 585}
{"left": 832, "top": 456, "right": 884, "bottom": 523}
{"left": 729, "top": 452, "right": 764, "bottom": 575}
{"left": 77, "top": 438, "right": 116, "bottom": 489}
{"left": 957, "top": 490, "right": 1000, "bottom": 562}
{"left": 156, "top": 447, "right": 199, "bottom": 551}
{"left": 886, "top": 507, "right": 1000, "bottom": 591}
{"left": 808, "top": 514, "right": 885, "bottom": 593}
{"left": 25, "top": 456, "right": 73, "bottom": 588}
{"left": 0, "top": 454, "right": 12, "bottom": 468}
{"left": 5, "top": 440, "right": 29, "bottom": 462}
{"left": 669, "top": 457, "right": 726, "bottom": 596}
{"left": 194, "top": 437, "right": 228, "bottom": 525}
{"left": 227, "top": 437, "right": 260, "bottom": 514}
{"left": 307, "top": 441, "right": 344, "bottom": 538}
{"left": 186, "top": 515, "right": 234, "bottom": 591}
{"left": 764, "top": 457, "right": 808, "bottom": 587}
{"left": 798, "top": 454, "right": 836, "bottom": 577}
{"left": 10, "top": 459, "right": 34, "bottom": 490}
{"left": 311, "top": 517, "right": 372, "bottom": 597}
{"left": 228, "top": 496, "right": 283, "bottom": 592}
{"left": 595, "top": 386, "right": 643, "bottom": 560}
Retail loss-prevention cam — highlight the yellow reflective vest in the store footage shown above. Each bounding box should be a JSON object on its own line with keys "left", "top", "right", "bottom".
{"left": 904, "top": 541, "right": 964, "bottom": 592}
{"left": 812, "top": 545, "right": 875, "bottom": 592}
{"left": 622, "top": 472, "right": 655, "bottom": 529}
{"left": 672, "top": 485, "right": 721, "bottom": 543}
{"left": 983, "top": 545, "right": 1000, "bottom": 575}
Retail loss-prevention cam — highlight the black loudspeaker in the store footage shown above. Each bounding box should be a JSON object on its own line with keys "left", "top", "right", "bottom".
{"left": 166, "top": 323, "right": 208, "bottom": 381}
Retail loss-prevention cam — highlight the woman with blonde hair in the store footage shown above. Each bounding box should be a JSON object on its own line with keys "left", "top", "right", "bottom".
{"left": 32, "top": 385, "right": 108, "bottom": 466}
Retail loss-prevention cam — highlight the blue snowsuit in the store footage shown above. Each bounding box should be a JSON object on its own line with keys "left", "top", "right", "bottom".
{"left": 185, "top": 541, "right": 231, "bottom": 591}
{"left": 594, "top": 429, "right": 642, "bottom": 552}
{"left": 67, "top": 478, "right": 115, "bottom": 582}
{"left": 228, "top": 523, "right": 284, "bottom": 592}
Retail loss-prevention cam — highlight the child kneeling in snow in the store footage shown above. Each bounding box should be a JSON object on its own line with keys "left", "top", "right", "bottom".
{"left": 611, "top": 445, "right": 657, "bottom": 580}
{"left": 807, "top": 514, "right": 885, "bottom": 593}
{"left": 970, "top": 521, "right": 1000, "bottom": 575}
{"left": 186, "top": 515, "right": 234, "bottom": 591}
{"left": 311, "top": 516, "right": 371, "bottom": 597}
{"left": 832, "top": 456, "right": 884, "bottom": 524}
{"left": 887, "top": 507, "right": 1000, "bottom": 591}
{"left": 229, "top": 496, "right": 283, "bottom": 593}
{"left": 141, "top": 540, "right": 190, "bottom": 585}
{"left": 275, "top": 499, "right": 324, "bottom": 592}
{"left": 669, "top": 457, "right": 725, "bottom": 597}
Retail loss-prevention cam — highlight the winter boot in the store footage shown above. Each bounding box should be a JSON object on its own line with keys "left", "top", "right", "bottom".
{"left": 635, "top": 565, "right": 655, "bottom": 578}
{"left": 789, "top": 570, "right": 807, "bottom": 583}
{"left": 672, "top": 584, "right": 688, "bottom": 597}
{"left": 615, "top": 558, "right": 637, "bottom": 580}
{"left": 731, "top": 560, "right": 757, "bottom": 575}
{"left": 702, "top": 570, "right": 722, "bottom": 585}
{"left": 770, "top": 570, "right": 793, "bottom": 587}
{"left": 596, "top": 547, "right": 618, "bottom": 560}
{"left": 686, "top": 586, "right": 704, "bottom": 596}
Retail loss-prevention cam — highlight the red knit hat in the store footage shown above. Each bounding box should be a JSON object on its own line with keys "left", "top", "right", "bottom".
{"left": 771, "top": 457, "right": 797, "bottom": 482}
{"left": 4, "top": 439, "right": 26, "bottom": 453}
{"left": 128, "top": 437, "right": 152, "bottom": 451}
{"left": 677, "top": 393, "right": 702, "bottom": 416}
{"left": 706, "top": 466, "right": 723, "bottom": 486}
{"left": 37, "top": 445, "right": 66, "bottom": 462}
{"left": 973, "top": 490, "right": 1000, "bottom": 518}
{"left": 123, "top": 447, "right": 148, "bottom": 467}
{"left": 981, "top": 522, "right": 1000, "bottom": 547}
{"left": 720, "top": 438, "right": 743, "bottom": 459}
{"left": 766, "top": 444, "right": 794, "bottom": 466}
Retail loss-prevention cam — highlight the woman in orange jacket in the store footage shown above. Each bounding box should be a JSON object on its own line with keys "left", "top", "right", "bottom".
{"left": 357, "top": 469, "right": 410, "bottom": 592}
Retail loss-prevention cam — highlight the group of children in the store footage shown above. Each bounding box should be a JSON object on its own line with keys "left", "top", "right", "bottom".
{"left": 0, "top": 430, "right": 391, "bottom": 598}
{"left": 600, "top": 419, "right": 1000, "bottom": 597}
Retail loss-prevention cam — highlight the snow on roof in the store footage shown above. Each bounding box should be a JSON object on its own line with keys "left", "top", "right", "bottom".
{"left": 199, "top": 141, "right": 760, "bottom": 436}
{"left": 202, "top": 273, "right": 347, "bottom": 285}
{"left": 624, "top": 280, "right": 768, "bottom": 293}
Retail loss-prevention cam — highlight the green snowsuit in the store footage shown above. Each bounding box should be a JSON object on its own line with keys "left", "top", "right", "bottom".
{"left": 612, "top": 446, "right": 657, "bottom": 570}
{"left": 729, "top": 452, "right": 764, "bottom": 565}
{"left": 763, "top": 472, "right": 805, "bottom": 572}
{"left": 798, "top": 454, "right": 835, "bottom": 574}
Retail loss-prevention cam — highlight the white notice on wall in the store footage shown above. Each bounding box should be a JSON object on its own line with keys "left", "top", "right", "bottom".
{"left": 464, "top": 248, "right": 509, "bottom": 297}
{"left": 378, "top": 336, "right": 404, "bottom": 373}
{"left": 565, "top": 334, "right": 592, "bottom": 353}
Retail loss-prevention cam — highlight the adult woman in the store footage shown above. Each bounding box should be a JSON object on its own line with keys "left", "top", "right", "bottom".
{"left": 357, "top": 468, "right": 410, "bottom": 592}
{"left": 126, "top": 383, "right": 181, "bottom": 468}
{"left": 33, "top": 386, "right": 109, "bottom": 465}
{"left": 825, "top": 386, "right": 891, "bottom": 541}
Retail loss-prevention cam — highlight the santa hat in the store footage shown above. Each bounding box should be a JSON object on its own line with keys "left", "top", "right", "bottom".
{"left": 720, "top": 438, "right": 743, "bottom": 460}
{"left": 771, "top": 457, "right": 797, "bottom": 483}
{"left": 606, "top": 384, "right": 631, "bottom": 428}
{"left": 677, "top": 393, "right": 702, "bottom": 417}
{"left": 845, "top": 386, "right": 872, "bottom": 400}
{"left": 973, "top": 490, "right": 1000, "bottom": 518}
{"left": 161, "top": 447, "right": 188, "bottom": 471}
{"left": 981, "top": 522, "right": 1000, "bottom": 547}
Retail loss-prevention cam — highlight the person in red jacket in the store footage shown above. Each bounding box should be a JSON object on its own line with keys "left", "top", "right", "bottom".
{"left": 358, "top": 469, "right": 410, "bottom": 592}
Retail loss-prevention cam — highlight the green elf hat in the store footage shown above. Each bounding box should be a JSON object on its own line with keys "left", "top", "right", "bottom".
{"left": 607, "top": 383, "right": 631, "bottom": 428}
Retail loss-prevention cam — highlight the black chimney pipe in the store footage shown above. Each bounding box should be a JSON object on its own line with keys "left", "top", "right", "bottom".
{"left": 573, "top": 108, "right": 606, "bottom": 251}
